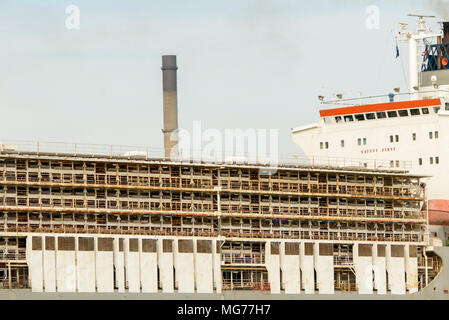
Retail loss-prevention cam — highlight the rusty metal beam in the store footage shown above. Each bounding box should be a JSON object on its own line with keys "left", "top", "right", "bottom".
{"left": 0, "top": 180, "right": 424, "bottom": 201}
{"left": 0, "top": 206, "right": 426, "bottom": 224}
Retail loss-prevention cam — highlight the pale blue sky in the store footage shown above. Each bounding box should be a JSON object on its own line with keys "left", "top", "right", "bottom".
{"left": 0, "top": 0, "right": 447, "bottom": 156}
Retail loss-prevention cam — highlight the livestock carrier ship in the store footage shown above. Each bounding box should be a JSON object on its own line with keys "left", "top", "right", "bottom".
{"left": 0, "top": 16, "right": 448, "bottom": 299}
{"left": 291, "top": 15, "right": 449, "bottom": 298}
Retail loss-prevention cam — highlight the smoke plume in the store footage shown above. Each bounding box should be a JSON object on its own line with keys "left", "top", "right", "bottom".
{"left": 427, "top": 0, "right": 449, "bottom": 20}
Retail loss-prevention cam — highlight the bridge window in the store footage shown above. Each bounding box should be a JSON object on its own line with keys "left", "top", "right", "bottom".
{"left": 433, "top": 106, "right": 440, "bottom": 113}
{"left": 354, "top": 114, "right": 365, "bottom": 121}
{"left": 376, "top": 112, "right": 387, "bottom": 119}
{"left": 335, "top": 116, "right": 342, "bottom": 123}
{"left": 387, "top": 111, "right": 398, "bottom": 118}
{"left": 398, "top": 110, "right": 409, "bottom": 117}
{"left": 365, "top": 113, "right": 376, "bottom": 120}
{"left": 410, "top": 108, "right": 420, "bottom": 116}
{"left": 422, "top": 108, "right": 429, "bottom": 114}
{"left": 343, "top": 115, "right": 353, "bottom": 122}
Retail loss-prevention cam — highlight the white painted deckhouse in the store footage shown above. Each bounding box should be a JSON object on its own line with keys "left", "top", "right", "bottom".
{"left": 292, "top": 15, "right": 449, "bottom": 246}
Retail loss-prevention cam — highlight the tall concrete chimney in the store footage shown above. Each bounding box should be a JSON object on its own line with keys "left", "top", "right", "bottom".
{"left": 161, "top": 55, "right": 179, "bottom": 160}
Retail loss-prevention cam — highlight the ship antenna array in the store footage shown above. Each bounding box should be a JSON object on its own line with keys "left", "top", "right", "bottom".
{"left": 396, "top": 14, "right": 441, "bottom": 100}
{"left": 407, "top": 14, "right": 436, "bottom": 18}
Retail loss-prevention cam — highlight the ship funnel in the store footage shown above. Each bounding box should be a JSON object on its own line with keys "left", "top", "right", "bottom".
{"left": 443, "top": 22, "right": 449, "bottom": 43}
{"left": 161, "top": 55, "right": 179, "bottom": 160}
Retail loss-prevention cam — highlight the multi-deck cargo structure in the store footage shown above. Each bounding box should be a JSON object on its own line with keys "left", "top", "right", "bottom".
{"left": 0, "top": 42, "right": 447, "bottom": 298}
{"left": 0, "top": 141, "right": 443, "bottom": 295}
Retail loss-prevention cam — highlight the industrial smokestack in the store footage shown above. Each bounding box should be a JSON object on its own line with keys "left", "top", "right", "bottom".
{"left": 161, "top": 55, "right": 179, "bottom": 160}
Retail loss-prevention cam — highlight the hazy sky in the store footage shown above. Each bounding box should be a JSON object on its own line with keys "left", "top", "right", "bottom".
{"left": 0, "top": 0, "right": 447, "bottom": 157}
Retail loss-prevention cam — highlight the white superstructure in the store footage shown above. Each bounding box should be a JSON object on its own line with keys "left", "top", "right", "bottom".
{"left": 292, "top": 98, "right": 449, "bottom": 199}
{"left": 292, "top": 15, "right": 449, "bottom": 242}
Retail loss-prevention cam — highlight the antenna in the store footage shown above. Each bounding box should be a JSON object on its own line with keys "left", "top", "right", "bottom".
{"left": 407, "top": 14, "right": 436, "bottom": 34}
{"left": 398, "top": 22, "right": 408, "bottom": 31}
{"left": 396, "top": 15, "right": 441, "bottom": 100}
{"left": 407, "top": 14, "right": 436, "bottom": 18}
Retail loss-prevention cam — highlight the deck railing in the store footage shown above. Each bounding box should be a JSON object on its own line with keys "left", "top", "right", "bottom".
{"left": 0, "top": 139, "right": 412, "bottom": 171}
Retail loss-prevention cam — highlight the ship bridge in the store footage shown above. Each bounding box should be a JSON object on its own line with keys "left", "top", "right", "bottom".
{"left": 318, "top": 98, "right": 443, "bottom": 125}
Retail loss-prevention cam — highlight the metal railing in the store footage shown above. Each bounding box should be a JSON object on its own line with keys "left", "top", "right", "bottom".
{"left": 318, "top": 91, "right": 445, "bottom": 107}
{"left": 333, "top": 255, "right": 353, "bottom": 266}
{"left": 222, "top": 280, "right": 270, "bottom": 291}
{"left": 0, "top": 139, "right": 412, "bottom": 171}
{"left": 0, "top": 251, "right": 26, "bottom": 261}
{"left": 222, "top": 253, "right": 265, "bottom": 265}
{"left": 422, "top": 43, "right": 449, "bottom": 72}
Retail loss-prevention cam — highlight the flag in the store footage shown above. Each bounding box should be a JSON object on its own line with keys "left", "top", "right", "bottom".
{"left": 396, "top": 44, "right": 400, "bottom": 58}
